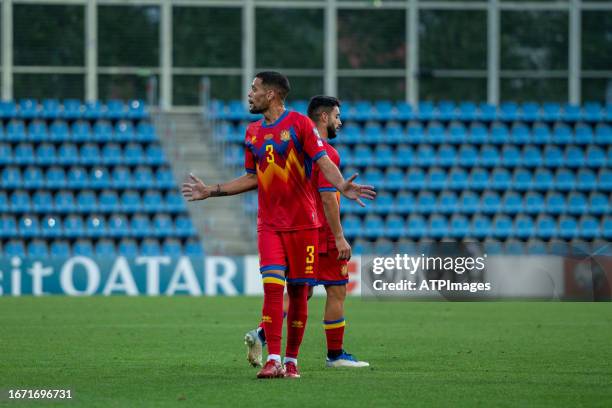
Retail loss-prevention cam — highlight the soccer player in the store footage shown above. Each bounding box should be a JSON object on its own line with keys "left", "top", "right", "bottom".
{"left": 182, "top": 72, "right": 375, "bottom": 379}
{"left": 245, "top": 96, "right": 369, "bottom": 368}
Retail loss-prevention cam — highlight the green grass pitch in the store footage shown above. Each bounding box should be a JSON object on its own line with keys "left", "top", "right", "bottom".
{"left": 1, "top": 297, "right": 611, "bottom": 407}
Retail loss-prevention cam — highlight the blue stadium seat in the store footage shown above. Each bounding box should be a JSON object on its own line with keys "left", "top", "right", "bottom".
{"left": 512, "top": 168, "right": 532, "bottom": 191}
{"left": 19, "top": 215, "right": 40, "bottom": 238}
{"left": 124, "top": 143, "right": 145, "bottom": 166}
{"left": 501, "top": 145, "right": 521, "bottom": 167}
{"left": 90, "top": 167, "right": 111, "bottom": 190}
{"left": 0, "top": 216, "right": 18, "bottom": 239}
{"left": 396, "top": 239, "right": 417, "bottom": 254}
{"left": 28, "top": 240, "right": 49, "bottom": 258}
{"left": 111, "top": 167, "right": 133, "bottom": 189}
{"left": 545, "top": 192, "right": 566, "bottom": 215}
{"left": 428, "top": 215, "right": 448, "bottom": 239}
{"left": 525, "top": 239, "right": 548, "bottom": 255}
{"left": 504, "top": 239, "right": 525, "bottom": 255}
{"left": 477, "top": 103, "right": 497, "bottom": 121}
{"left": 73, "top": 239, "right": 95, "bottom": 257}
{"left": 146, "top": 144, "right": 166, "bottom": 166}
{"left": 162, "top": 239, "right": 183, "bottom": 257}
{"left": 0, "top": 192, "right": 7, "bottom": 213}
{"left": 524, "top": 191, "right": 545, "bottom": 215}
{"left": 415, "top": 145, "right": 436, "bottom": 167}
{"left": 63, "top": 99, "right": 83, "bottom": 119}
{"left": 153, "top": 214, "right": 174, "bottom": 238}
{"left": 459, "top": 191, "right": 480, "bottom": 214}
{"left": 579, "top": 216, "right": 600, "bottom": 240}
{"left": 128, "top": 100, "right": 147, "bottom": 120}
{"left": 394, "top": 191, "right": 415, "bottom": 215}
{"left": 500, "top": 102, "right": 518, "bottom": 121}
{"left": 32, "top": 191, "right": 54, "bottom": 214}
{"left": 155, "top": 167, "right": 175, "bottom": 189}
{"left": 118, "top": 239, "right": 139, "bottom": 257}
{"left": 79, "top": 143, "right": 101, "bottom": 166}
{"left": 490, "top": 167, "right": 512, "bottom": 190}
{"left": 106, "top": 100, "right": 126, "bottom": 120}
{"left": 14, "top": 143, "right": 35, "bottom": 165}
{"left": 447, "top": 122, "right": 467, "bottom": 144}
{"left": 447, "top": 167, "right": 469, "bottom": 191}
{"left": 55, "top": 191, "right": 76, "bottom": 213}
{"left": 532, "top": 168, "right": 554, "bottom": 191}
{"left": 392, "top": 145, "right": 413, "bottom": 167}
{"left": 583, "top": 102, "right": 602, "bottom": 122}
{"left": 99, "top": 190, "right": 120, "bottom": 213}
{"left": 449, "top": 214, "right": 470, "bottom": 238}
{"left": 67, "top": 166, "right": 89, "bottom": 190}
{"left": 427, "top": 167, "right": 447, "bottom": 190}
{"left": 406, "top": 215, "right": 427, "bottom": 239}
{"left": 562, "top": 104, "right": 582, "bottom": 121}
{"left": 185, "top": 239, "right": 204, "bottom": 256}
{"left": 383, "top": 167, "right": 405, "bottom": 190}
{"left": 437, "top": 144, "right": 456, "bottom": 167}
{"left": 416, "top": 191, "right": 436, "bottom": 214}
{"left": 492, "top": 215, "right": 513, "bottom": 239}
{"left": 7, "top": 120, "right": 26, "bottom": 142}
{"left": 42, "top": 99, "right": 61, "bottom": 119}
{"left": 374, "top": 192, "right": 394, "bottom": 214}
{"left": 407, "top": 122, "right": 425, "bottom": 144}
{"left": 554, "top": 168, "right": 575, "bottom": 191}
{"left": 552, "top": 123, "right": 573, "bottom": 145}
{"left": 102, "top": 143, "right": 123, "bottom": 166}
{"left": 585, "top": 146, "right": 606, "bottom": 168}
{"left": 521, "top": 145, "right": 541, "bottom": 168}
{"left": 2, "top": 166, "right": 22, "bottom": 189}
{"left": 458, "top": 102, "right": 477, "bottom": 121}
{"left": 84, "top": 101, "right": 104, "bottom": 120}
{"left": 4, "top": 240, "right": 26, "bottom": 258}
{"left": 41, "top": 216, "right": 62, "bottom": 238}
{"left": 0, "top": 101, "right": 17, "bottom": 119}
{"left": 22, "top": 167, "right": 44, "bottom": 190}
{"left": 362, "top": 167, "right": 384, "bottom": 188}
{"left": 426, "top": 122, "right": 446, "bottom": 144}
{"left": 438, "top": 101, "right": 456, "bottom": 121}
{"left": 532, "top": 123, "right": 551, "bottom": 145}
{"left": 478, "top": 145, "right": 499, "bottom": 167}
{"left": 374, "top": 145, "right": 393, "bottom": 167}
{"left": 383, "top": 122, "right": 404, "bottom": 144}
{"left": 353, "top": 145, "right": 373, "bottom": 167}
{"left": 108, "top": 215, "right": 130, "bottom": 238}
{"left": 543, "top": 145, "right": 564, "bottom": 167}
{"left": 482, "top": 240, "right": 503, "bottom": 255}
{"left": 437, "top": 191, "right": 458, "bottom": 215}
{"left": 121, "top": 190, "right": 142, "bottom": 213}
{"left": 49, "top": 121, "right": 70, "bottom": 142}
{"left": 130, "top": 215, "right": 152, "bottom": 238}
{"left": 599, "top": 169, "right": 612, "bottom": 192}
{"left": 490, "top": 123, "right": 509, "bottom": 144}
{"left": 468, "top": 123, "right": 488, "bottom": 144}
{"left": 558, "top": 216, "right": 578, "bottom": 240}
{"left": 57, "top": 143, "right": 80, "bottom": 167}
{"left": 481, "top": 191, "right": 501, "bottom": 215}
{"left": 471, "top": 215, "right": 492, "bottom": 239}
{"left": 384, "top": 215, "right": 404, "bottom": 239}
{"left": 64, "top": 215, "right": 85, "bottom": 238}
{"left": 396, "top": 102, "right": 413, "bottom": 121}
{"left": 417, "top": 102, "right": 435, "bottom": 121}
{"left": 514, "top": 215, "right": 534, "bottom": 240}
{"left": 86, "top": 215, "right": 107, "bottom": 238}
{"left": 143, "top": 190, "right": 165, "bottom": 213}
{"left": 10, "top": 190, "right": 31, "bottom": 213}
{"left": 363, "top": 122, "right": 384, "bottom": 144}
{"left": 50, "top": 240, "right": 71, "bottom": 257}
{"left": 0, "top": 143, "right": 12, "bottom": 165}
{"left": 588, "top": 192, "right": 609, "bottom": 216}
{"left": 76, "top": 190, "right": 98, "bottom": 213}
{"left": 46, "top": 167, "right": 67, "bottom": 189}
{"left": 502, "top": 191, "right": 523, "bottom": 214}
{"left": 93, "top": 121, "right": 113, "bottom": 143}
{"left": 175, "top": 215, "right": 196, "bottom": 238}
{"left": 521, "top": 102, "right": 540, "bottom": 121}
{"left": 575, "top": 124, "right": 594, "bottom": 145}
{"left": 115, "top": 121, "right": 135, "bottom": 143}
{"left": 132, "top": 166, "right": 155, "bottom": 189}
{"left": 468, "top": 167, "right": 489, "bottom": 190}
{"left": 567, "top": 192, "right": 587, "bottom": 215}
{"left": 28, "top": 121, "right": 49, "bottom": 142}
{"left": 95, "top": 239, "right": 117, "bottom": 257}
{"left": 72, "top": 121, "right": 92, "bottom": 142}
{"left": 342, "top": 215, "right": 362, "bottom": 238}
{"left": 136, "top": 122, "right": 156, "bottom": 143}
{"left": 594, "top": 123, "right": 612, "bottom": 145}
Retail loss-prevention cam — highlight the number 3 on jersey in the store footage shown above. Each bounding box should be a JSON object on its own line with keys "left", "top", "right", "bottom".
{"left": 305, "top": 245, "right": 315, "bottom": 274}
{"left": 266, "top": 144, "right": 275, "bottom": 163}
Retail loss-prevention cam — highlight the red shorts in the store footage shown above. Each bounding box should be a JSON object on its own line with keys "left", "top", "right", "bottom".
{"left": 258, "top": 228, "right": 319, "bottom": 285}
{"left": 317, "top": 247, "right": 349, "bottom": 286}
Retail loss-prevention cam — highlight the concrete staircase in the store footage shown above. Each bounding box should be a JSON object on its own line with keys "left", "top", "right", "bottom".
{"left": 153, "top": 111, "right": 257, "bottom": 255}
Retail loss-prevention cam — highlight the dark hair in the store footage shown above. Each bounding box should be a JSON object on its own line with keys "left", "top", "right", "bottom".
{"left": 307, "top": 95, "right": 341, "bottom": 122}
{"left": 255, "top": 71, "right": 291, "bottom": 100}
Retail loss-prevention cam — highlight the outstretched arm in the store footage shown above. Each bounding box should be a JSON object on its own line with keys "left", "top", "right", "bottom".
{"left": 320, "top": 192, "right": 351, "bottom": 260}
{"left": 181, "top": 173, "right": 257, "bottom": 201}
{"left": 316, "top": 155, "right": 376, "bottom": 207}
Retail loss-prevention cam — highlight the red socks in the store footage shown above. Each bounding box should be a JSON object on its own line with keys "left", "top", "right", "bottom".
{"left": 285, "top": 284, "right": 309, "bottom": 359}
{"left": 324, "top": 318, "right": 345, "bottom": 353}
{"left": 261, "top": 273, "right": 286, "bottom": 356}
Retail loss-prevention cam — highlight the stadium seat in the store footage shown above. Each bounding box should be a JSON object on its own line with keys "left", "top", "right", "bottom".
{"left": 501, "top": 191, "right": 523, "bottom": 214}
{"left": 118, "top": 239, "right": 139, "bottom": 257}
{"left": 416, "top": 191, "right": 436, "bottom": 214}
{"left": 394, "top": 191, "right": 415, "bottom": 215}
{"left": 111, "top": 167, "right": 133, "bottom": 189}
{"left": 162, "top": 239, "right": 183, "bottom": 257}
{"left": 428, "top": 215, "right": 448, "bottom": 239}
{"left": 131, "top": 215, "right": 152, "bottom": 238}
{"left": 427, "top": 167, "right": 447, "bottom": 190}
{"left": 18, "top": 215, "right": 40, "bottom": 238}
{"left": 50, "top": 240, "right": 71, "bottom": 257}
{"left": 384, "top": 215, "right": 405, "bottom": 239}
{"left": 185, "top": 239, "right": 204, "bottom": 256}
{"left": 514, "top": 215, "right": 535, "bottom": 240}
{"left": 392, "top": 145, "right": 413, "bottom": 168}
{"left": 28, "top": 240, "right": 49, "bottom": 257}
{"left": 478, "top": 145, "right": 499, "bottom": 167}
{"left": 64, "top": 215, "right": 85, "bottom": 238}
{"left": 566, "top": 192, "right": 587, "bottom": 215}
{"left": 102, "top": 143, "right": 123, "bottom": 166}
{"left": 492, "top": 215, "right": 513, "bottom": 239}
{"left": 72, "top": 121, "right": 92, "bottom": 142}
{"left": 14, "top": 143, "right": 35, "bottom": 165}
{"left": 28, "top": 121, "right": 49, "bottom": 142}
{"left": 95, "top": 239, "right": 117, "bottom": 257}
{"left": 115, "top": 121, "right": 135, "bottom": 142}
{"left": 342, "top": 215, "right": 362, "bottom": 239}
{"left": 558, "top": 216, "right": 578, "bottom": 240}
{"left": 41, "top": 215, "right": 62, "bottom": 238}
{"left": 121, "top": 190, "right": 142, "bottom": 213}
{"left": 153, "top": 214, "right": 174, "bottom": 238}
{"left": 10, "top": 190, "right": 31, "bottom": 213}
{"left": 143, "top": 190, "right": 165, "bottom": 213}
{"left": 4, "top": 240, "right": 26, "bottom": 257}
{"left": 58, "top": 143, "right": 80, "bottom": 166}
{"left": 545, "top": 192, "right": 566, "bottom": 215}
{"left": 406, "top": 215, "right": 427, "bottom": 239}
{"left": 554, "top": 168, "right": 575, "bottom": 191}
{"left": 579, "top": 216, "right": 600, "bottom": 239}
{"left": 471, "top": 215, "right": 492, "bottom": 239}
{"left": 86, "top": 215, "right": 107, "bottom": 238}
{"left": 468, "top": 167, "right": 489, "bottom": 190}
{"left": 73, "top": 239, "right": 95, "bottom": 257}
{"left": 108, "top": 215, "right": 130, "bottom": 238}
{"left": 55, "top": 191, "right": 76, "bottom": 213}
{"left": 490, "top": 167, "right": 512, "bottom": 190}
{"left": 437, "top": 191, "right": 458, "bottom": 215}
{"left": 588, "top": 192, "right": 609, "bottom": 216}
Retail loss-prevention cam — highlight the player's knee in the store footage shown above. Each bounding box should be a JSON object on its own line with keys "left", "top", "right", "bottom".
{"left": 326, "top": 285, "right": 346, "bottom": 303}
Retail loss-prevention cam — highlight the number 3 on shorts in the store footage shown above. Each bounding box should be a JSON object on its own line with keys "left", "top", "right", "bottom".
{"left": 305, "top": 245, "right": 315, "bottom": 274}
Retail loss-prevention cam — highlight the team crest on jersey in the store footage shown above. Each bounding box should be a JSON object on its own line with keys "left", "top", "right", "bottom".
{"left": 341, "top": 264, "right": 348, "bottom": 277}
{"left": 250, "top": 135, "right": 257, "bottom": 144}
{"left": 264, "top": 133, "right": 273, "bottom": 140}
{"left": 280, "top": 129, "right": 291, "bottom": 141}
